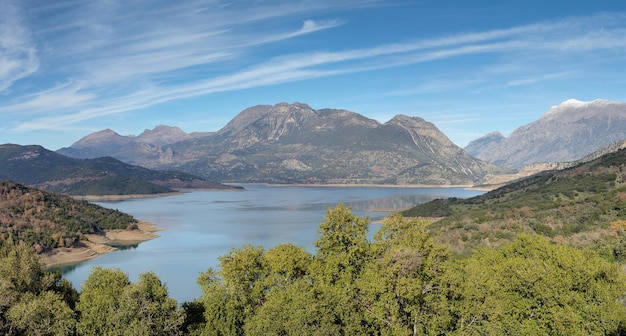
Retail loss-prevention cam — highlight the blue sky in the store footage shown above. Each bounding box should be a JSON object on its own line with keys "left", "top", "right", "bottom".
{"left": 1, "top": 0, "right": 626, "bottom": 150}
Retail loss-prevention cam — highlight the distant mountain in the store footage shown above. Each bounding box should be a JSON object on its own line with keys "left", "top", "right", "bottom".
{"left": 0, "top": 144, "right": 240, "bottom": 195}
{"left": 466, "top": 99, "right": 626, "bottom": 169}
{"left": 57, "top": 125, "right": 214, "bottom": 164}
{"left": 477, "top": 138, "right": 626, "bottom": 189}
{"left": 60, "top": 103, "right": 504, "bottom": 185}
{"left": 403, "top": 147, "right": 626, "bottom": 254}
{"left": 464, "top": 131, "right": 505, "bottom": 158}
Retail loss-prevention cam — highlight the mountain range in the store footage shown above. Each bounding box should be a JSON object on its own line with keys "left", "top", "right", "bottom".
{"left": 59, "top": 103, "right": 505, "bottom": 185}
{"left": 465, "top": 99, "right": 626, "bottom": 169}
{"left": 0, "top": 144, "right": 241, "bottom": 196}
{"left": 57, "top": 99, "right": 626, "bottom": 186}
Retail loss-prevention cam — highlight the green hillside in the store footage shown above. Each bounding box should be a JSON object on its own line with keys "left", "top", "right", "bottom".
{"left": 0, "top": 180, "right": 137, "bottom": 252}
{"left": 402, "top": 148, "right": 626, "bottom": 256}
{"left": 0, "top": 144, "right": 241, "bottom": 196}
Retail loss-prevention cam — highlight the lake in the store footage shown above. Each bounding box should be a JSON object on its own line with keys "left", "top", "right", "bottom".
{"left": 61, "top": 184, "right": 483, "bottom": 303}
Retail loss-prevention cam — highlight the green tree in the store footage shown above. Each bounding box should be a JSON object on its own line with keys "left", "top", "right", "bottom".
{"left": 261, "top": 243, "right": 311, "bottom": 290}
{"left": 243, "top": 244, "right": 314, "bottom": 335}
{"left": 446, "top": 234, "right": 626, "bottom": 335}
{"left": 6, "top": 291, "right": 75, "bottom": 336}
{"left": 118, "top": 272, "right": 183, "bottom": 335}
{"left": 197, "top": 245, "right": 266, "bottom": 336}
{"left": 0, "top": 238, "right": 77, "bottom": 335}
{"left": 308, "top": 204, "right": 374, "bottom": 334}
{"left": 198, "top": 205, "right": 373, "bottom": 335}
{"left": 358, "top": 214, "right": 451, "bottom": 335}
{"left": 77, "top": 267, "right": 183, "bottom": 335}
{"left": 244, "top": 278, "right": 337, "bottom": 336}
{"left": 76, "top": 267, "right": 131, "bottom": 336}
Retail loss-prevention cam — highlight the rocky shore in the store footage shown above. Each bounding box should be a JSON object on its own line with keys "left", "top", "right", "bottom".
{"left": 42, "top": 221, "right": 162, "bottom": 268}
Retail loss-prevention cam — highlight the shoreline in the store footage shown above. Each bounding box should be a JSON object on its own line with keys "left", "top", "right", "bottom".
{"left": 73, "top": 192, "right": 182, "bottom": 202}
{"left": 41, "top": 221, "right": 162, "bottom": 268}
{"left": 240, "top": 182, "right": 476, "bottom": 189}
{"left": 73, "top": 186, "right": 246, "bottom": 202}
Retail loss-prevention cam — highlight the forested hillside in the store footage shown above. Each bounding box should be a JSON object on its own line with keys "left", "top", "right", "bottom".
{"left": 0, "top": 205, "right": 624, "bottom": 335}
{"left": 0, "top": 180, "right": 137, "bottom": 252}
{"left": 403, "top": 148, "right": 626, "bottom": 255}
{"left": 0, "top": 144, "right": 241, "bottom": 196}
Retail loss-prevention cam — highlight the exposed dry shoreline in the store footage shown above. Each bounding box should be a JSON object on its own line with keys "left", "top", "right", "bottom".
{"left": 41, "top": 221, "right": 162, "bottom": 268}
{"left": 73, "top": 192, "right": 182, "bottom": 202}
{"left": 254, "top": 183, "right": 476, "bottom": 189}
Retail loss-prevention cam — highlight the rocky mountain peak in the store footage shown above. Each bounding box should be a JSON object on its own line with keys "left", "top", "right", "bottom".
{"left": 541, "top": 99, "right": 622, "bottom": 121}
{"left": 386, "top": 115, "right": 451, "bottom": 145}
{"left": 71, "top": 129, "right": 133, "bottom": 149}
{"left": 468, "top": 98, "right": 626, "bottom": 168}
{"left": 136, "top": 125, "right": 191, "bottom": 145}
{"left": 386, "top": 114, "right": 426, "bottom": 126}
{"left": 218, "top": 102, "right": 318, "bottom": 141}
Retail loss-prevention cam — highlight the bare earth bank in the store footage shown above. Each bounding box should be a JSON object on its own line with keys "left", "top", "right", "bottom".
{"left": 42, "top": 221, "right": 162, "bottom": 268}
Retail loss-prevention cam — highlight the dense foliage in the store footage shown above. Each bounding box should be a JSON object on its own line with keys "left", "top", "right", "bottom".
{"left": 45, "top": 175, "right": 173, "bottom": 196}
{"left": 190, "top": 205, "right": 626, "bottom": 335}
{"left": 0, "top": 204, "right": 625, "bottom": 335}
{"left": 403, "top": 148, "right": 626, "bottom": 255}
{"left": 0, "top": 180, "right": 137, "bottom": 252}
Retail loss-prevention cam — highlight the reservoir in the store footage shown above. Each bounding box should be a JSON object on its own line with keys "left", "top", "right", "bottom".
{"left": 62, "top": 184, "right": 483, "bottom": 303}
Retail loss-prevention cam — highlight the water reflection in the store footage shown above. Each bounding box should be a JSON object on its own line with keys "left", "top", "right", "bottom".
{"left": 61, "top": 185, "right": 482, "bottom": 303}
{"left": 348, "top": 194, "right": 442, "bottom": 212}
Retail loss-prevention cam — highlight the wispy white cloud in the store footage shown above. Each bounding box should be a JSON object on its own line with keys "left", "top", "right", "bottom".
{"left": 0, "top": 0, "right": 39, "bottom": 92}
{"left": 506, "top": 71, "right": 577, "bottom": 86}
{"left": 1, "top": 81, "right": 94, "bottom": 115}
{"left": 4, "top": 6, "right": 626, "bottom": 132}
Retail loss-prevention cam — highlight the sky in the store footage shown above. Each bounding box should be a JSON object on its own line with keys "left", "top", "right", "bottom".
{"left": 1, "top": 0, "right": 626, "bottom": 150}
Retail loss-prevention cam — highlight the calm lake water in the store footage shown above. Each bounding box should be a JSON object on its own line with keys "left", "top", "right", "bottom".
{"left": 61, "top": 185, "right": 483, "bottom": 303}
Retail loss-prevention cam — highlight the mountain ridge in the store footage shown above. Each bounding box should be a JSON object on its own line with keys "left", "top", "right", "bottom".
{"left": 59, "top": 103, "right": 502, "bottom": 185}
{"left": 467, "top": 99, "right": 626, "bottom": 169}
{"left": 0, "top": 144, "right": 241, "bottom": 195}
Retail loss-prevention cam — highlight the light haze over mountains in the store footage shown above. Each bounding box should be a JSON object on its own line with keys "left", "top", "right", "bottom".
{"left": 57, "top": 99, "right": 626, "bottom": 185}
{"left": 465, "top": 99, "right": 626, "bottom": 169}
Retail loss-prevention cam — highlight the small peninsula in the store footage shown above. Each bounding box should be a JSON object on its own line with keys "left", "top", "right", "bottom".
{"left": 0, "top": 180, "right": 159, "bottom": 267}
{"left": 41, "top": 220, "right": 161, "bottom": 267}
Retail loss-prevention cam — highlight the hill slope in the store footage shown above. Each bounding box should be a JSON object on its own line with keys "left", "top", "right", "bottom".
{"left": 60, "top": 103, "right": 504, "bottom": 185}
{"left": 0, "top": 180, "right": 138, "bottom": 252}
{"left": 403, "top": 147, "right": 626, "bottom": 255}
{"left": 466, "top": 99, "right": 626, "bottom": 169}
{"left": 0, "top": 144, "right": 240, "bottom": 195}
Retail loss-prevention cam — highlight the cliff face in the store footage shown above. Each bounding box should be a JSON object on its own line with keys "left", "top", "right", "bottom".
{"left": 466, "top": 99, "right": 626, "bottom": 169}
{"left": 59, "top": 102, "right": 498, "bottom": 185}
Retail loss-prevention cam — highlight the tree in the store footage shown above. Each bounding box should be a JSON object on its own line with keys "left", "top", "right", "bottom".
{"left": 118, "top": 272, "right": 184, "bottom": 335}
{"left": 0, "top": 238, "right": 77, "bottom": 335}
{"left": 76, "top": 267, "right": 131, "bottom": 336}
{"left": 197, "top": 245, "right": 266, "bottom": 336}
{"left": 77, "top": 267, "right": 183, "bottom": 335}
{"left": 308, "top": 204, "right": 374, "bottom": 334}
{"left": 198, "top": 205, "right": 374, "bottom": 335}
{"left": 446, "top": 234, "right": 626, "bottom": 335}
{"left": 358, "top": 214, "right": 451, "bottom": 335}
{"left": 6, "top": 291, "right": 75, "bottom": 336}
{"left": 244, "top": 244, "right": 315, "bottom": 335}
